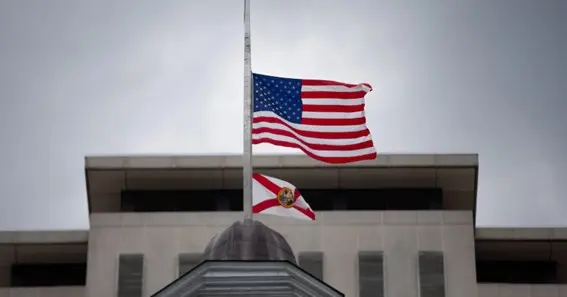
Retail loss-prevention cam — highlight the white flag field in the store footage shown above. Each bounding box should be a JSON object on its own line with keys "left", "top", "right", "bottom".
{"left": 252, "top": 173, "right": 315, "bottom": 221}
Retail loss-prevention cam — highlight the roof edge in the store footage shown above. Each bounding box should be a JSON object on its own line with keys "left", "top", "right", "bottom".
{"left": 0, "top": 230, "right": 88, "bottom": 244}
{"left": 85, "top": 153, "right": 479, "bottom": 170}
{"left": 475, "top": 227, "right": 567, "bottom": 241}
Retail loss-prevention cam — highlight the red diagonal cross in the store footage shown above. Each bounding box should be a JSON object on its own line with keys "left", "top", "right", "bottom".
{"left": 252, "top": 173, "right": 315, "bottom": 220}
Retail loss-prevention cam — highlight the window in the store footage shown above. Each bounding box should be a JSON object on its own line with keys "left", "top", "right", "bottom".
{"left": 358, "top": 251, "right": 384, "bottom": 297}
{"left": 121, "top": 188, "right": 442, "bottom": 212}
{"left": 476, "top": 260, "right": 557, "bottom": 284}
{"left": 117, "top": 254, "right": 144, "bottom": 297}
{"left": 121, "top": 190, "right": 243, "bottom": 212}
{"left": 418, "top": 251, "right": 445, "bottom": 297}
{"left": 343, "top": 189, "right": 442, "bottom": 210}
{"left": 10, "top": 263, "right": 86, "bottom": 287}
{"left": 178, "top": 253, "right": 201, "bottom": 276}
{"left": 298, "top": 252, "right": 323, "bottom": 280}
{"left": 301, "top": 189, "right": 442, "bottom": 211}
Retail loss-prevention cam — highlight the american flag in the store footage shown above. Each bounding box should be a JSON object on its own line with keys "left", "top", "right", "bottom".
{"left": 252, "top": 73, "right": 377, "bottom": 164}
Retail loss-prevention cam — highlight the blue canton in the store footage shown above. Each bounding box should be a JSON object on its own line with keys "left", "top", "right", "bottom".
{"left": 253, "top": 73, "right": 303, "bottom": 124}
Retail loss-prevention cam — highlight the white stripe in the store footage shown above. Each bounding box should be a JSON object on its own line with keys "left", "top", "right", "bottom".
{"left": 253, "top": 111, "right": 367, "bottom": 132}
{"left": 301, "top": 84, "right": 371, "bottom": 93}
{"left": 253, "top": 121, "right": 372, "bottom": 145}
{"left": 252, "top": 133, "right": 376, "bottom": 158}
{"left": 303, "top": 111, "right": 365, "bottom": 119}
{"left": 302, "top": 98, "right": 365, "bottom": 106}
{"left": 252, "top": 178, "right": 273, "bottom": 204}
{"left": 293, "top": 195, "right": 311, "bottom": 210}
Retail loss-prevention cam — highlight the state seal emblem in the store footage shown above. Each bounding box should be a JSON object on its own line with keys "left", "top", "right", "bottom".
{"left": 277, "top": 187, "right": 295, "bottom": 208}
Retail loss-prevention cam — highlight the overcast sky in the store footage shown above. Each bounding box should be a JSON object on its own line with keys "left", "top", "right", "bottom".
{"left": 0, "top": 0, "right": 565, "bottom": 230}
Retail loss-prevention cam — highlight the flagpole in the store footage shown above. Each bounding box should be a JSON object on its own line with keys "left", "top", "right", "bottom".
{"left": 242, "top": 0, "right": 253, "bottom": 220}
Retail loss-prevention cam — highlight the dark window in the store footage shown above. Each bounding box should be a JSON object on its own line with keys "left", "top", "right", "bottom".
{"left": 302, "top": 189, "right": 442, "bottom": 211}
{"left": 298, "top": 252, "right": 323, "bottom": 280}
{"left": 10, "top": 263, "right": 86, "bottom": 287}
{"left": 344, "top": 189, "right": 442, "bottom": 210}
{"left": 121, "top": 190, "right": 243, "bottom": 212}
{"left": 121, "top": 188, "right": 442, "bottom": 212}
{"left": 476, "top": 260, "right": 558, "bottom": 284}
{"left": 358, "top": 251, "right": 384, "bottom": 297}
{"left": 117, "top": 254, "right": 144, "bottom": 297}
{"left": 419, "top": 251, "right": 446, "bottom": 297}
{"left": 178, "top": 253, "right": 201, "bottom": 276}
{"left": 299, "top": 190, "right": 336, "bottom": 210}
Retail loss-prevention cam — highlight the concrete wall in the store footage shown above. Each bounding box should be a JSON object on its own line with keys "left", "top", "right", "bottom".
{"left": 86, "top": 210, "right": 476, "bottom": 297}
{"left": 0, "top": 286, "right": 84, "bottom": 297}
{"left": 478, "top": 284, "right": 567, "bottom": 297}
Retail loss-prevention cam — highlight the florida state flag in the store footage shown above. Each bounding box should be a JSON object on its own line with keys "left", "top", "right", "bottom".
{"left": 252, "top": 173, "right": 315, "bottom": 221}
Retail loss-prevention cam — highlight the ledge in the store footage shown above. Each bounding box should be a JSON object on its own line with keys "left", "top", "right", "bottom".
{"left": 0, "top": 230, "right": 88, "bottom": 244}
{"left": 86, "top": 153, "right": 478, "bottom": 169}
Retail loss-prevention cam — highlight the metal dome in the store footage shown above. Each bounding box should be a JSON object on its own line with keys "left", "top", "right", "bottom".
{"left": 201, "top": 219, "right": 296, "bottom": 264}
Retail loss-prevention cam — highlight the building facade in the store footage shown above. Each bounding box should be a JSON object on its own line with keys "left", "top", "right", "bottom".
{"left": 1, "top": 154, "right": 566, "bottom": 297}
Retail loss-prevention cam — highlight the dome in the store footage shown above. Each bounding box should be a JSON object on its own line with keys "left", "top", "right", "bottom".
{"left": 201, "top": 219, "right": 296, "bottom": 264}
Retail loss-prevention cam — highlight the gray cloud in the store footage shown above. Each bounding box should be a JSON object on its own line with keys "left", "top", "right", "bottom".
{"left": 0, "top": 0, "right": 565, "bottom": 230}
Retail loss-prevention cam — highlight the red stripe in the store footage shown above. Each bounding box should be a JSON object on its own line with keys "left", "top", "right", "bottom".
{"left": 252, "top": 138, "right": 378, "bottom": 164}
{"left": 301, "top": 91, "right": 367, "bottom": 99}
{"left": 252, "top": 173, "right": 281, "bottom": 195}
{"left": 252, "top": 197, "right": 316, "bottom": 220}
{"left": 301, "top": 117, "right": 366, "bottom": 126}
{"left": 252, "top": 127, "right": 374, "bottom": 151}
{"left": 302, "top": 104, "right": 365, "bottom": 113}
{"left": 293, "top": 205, "right": 316, "bottom": 220}
{"left": 253, "top": 117, "right": 371, "bottom": 139}
{"left": 293, "top": 189, "right": 316, "bottom": 220}
{"left": 302, "top": 79, "right": 373, "bottom": 91}
{"left": 252, "top": 198, "right": 279, "bottom": 213}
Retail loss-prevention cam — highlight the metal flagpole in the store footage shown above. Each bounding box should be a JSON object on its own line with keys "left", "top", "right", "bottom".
{"left": 242, "top": 0, "right": 253, "bottom": 220}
